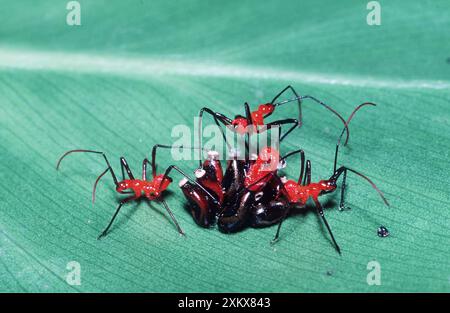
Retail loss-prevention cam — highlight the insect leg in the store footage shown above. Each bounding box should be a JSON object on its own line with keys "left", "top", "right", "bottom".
{"left": 198, "top": 107, "right": 232, "bottom": 167}
{"left": 160, "top": 165, "right": 219, "bottom": 204}
{"left": 266, "top": 118, "right": 299, "bottom": 142}
{"left": 97, "top": 196, "right": 137, "bottom": 240}
{"left": 279, "top": 148, "right": 305, "bottom": 184}
{"left": 160, "top": 199, "right": 185, "bottom": 236}
{"left": 264, "top": 174, "right": 294, "bottom": 243}
{"left": 302, "top": 160, "right": 311, "bottom": 186}
{"left": 313, "top": 198, "right": 341, "bottom": 254}
{"left": 142, "top": 158, "right": 150, "bottom": 181}
{"left": 120, "top": 157, "right": 135, "bottom": 180}
{"left": 244, "top": 102, "right": 253, "bottom": 158}
{"left": 339, "top": 168, "right": 350, "bottom": 211}
{"left": 151, "top": 144, "right": 207, "bottom": 178}
{"left": 271, "top": 205, "right": 292, "bottom": 244}
{"left": 270, "top": 85, "right": 301, "bottom": 123}
{"left": 275, "top": 95, "right": 349, "bottom": 144}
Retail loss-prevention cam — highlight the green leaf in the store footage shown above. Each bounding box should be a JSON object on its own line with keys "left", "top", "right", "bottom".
{"left": 0, "top": 0, "right": 449, "bottom": 292}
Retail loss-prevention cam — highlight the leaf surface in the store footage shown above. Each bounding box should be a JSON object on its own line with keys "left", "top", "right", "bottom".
{"left": 0, "top": 0, "right": 449, "bottom": 292}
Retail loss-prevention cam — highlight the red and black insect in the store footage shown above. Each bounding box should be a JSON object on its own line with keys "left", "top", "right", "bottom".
{"left": 181, "top": 102, "right": 388, "bottom": 254}
{"left": 180, "top": 92, "right": 362, "bottom": 233}
{"left": 56, "top": 145, "right": 218, "bottom": 239}
{"left": 263, "top": 103, "right": 390, "bottom": 254}
{"left": 196, "top": 85, "right": 351, "bottom": 164}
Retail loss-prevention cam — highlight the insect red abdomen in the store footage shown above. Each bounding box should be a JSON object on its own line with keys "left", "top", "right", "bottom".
{"left": 258, "top": 103, "right": 275, "bottom": 115}
{"left": 283, "top": 180, "right": 308, "bottom": 204}
{"left": 146, "top": 174, "right": 171, "bottom": 199}
{"left": 252, "top": 103, "right": 275, "bottom": 126}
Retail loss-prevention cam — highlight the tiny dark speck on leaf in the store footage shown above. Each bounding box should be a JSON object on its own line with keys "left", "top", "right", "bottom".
{"left": 326, "top": 270, "right": 333, "bottom": 276}
{"left": 377, "top": 226, "right": 390, "bottom": 237}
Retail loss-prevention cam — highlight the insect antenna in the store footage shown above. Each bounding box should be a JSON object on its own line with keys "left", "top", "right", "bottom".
{"left": 346, "top": 168, "right": 390, "bottom": 206}
{"left": 333, "top": 102, "right": 376, "bottom": 172}
{"left": 92, "top": 168, "right": 109, "bottom": 203}
{"left": 330, "top": 166, "right": 390, "bottom": 207}
{"left": 56, "top": 149, "right": 119, "bottom": 203}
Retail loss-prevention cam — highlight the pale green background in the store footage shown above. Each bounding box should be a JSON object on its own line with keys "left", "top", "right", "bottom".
{"left": 0, "top": 0, "right": 449, "bottom": 292}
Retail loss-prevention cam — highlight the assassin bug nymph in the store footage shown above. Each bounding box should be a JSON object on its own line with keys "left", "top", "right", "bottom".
{"left": 56, "top": 145, "right": 218, "bottom": 239}
{"left": 266, "top": 103, "right": 390, "bottom": 254}
{"left": 180, "top": 101, "right": 376, "bottom": 235}
{"left": 182, "top": 102, "right": 387, "bottom": 253}
{"left": 197, "top": 85, "right": 352, "bottom": 164}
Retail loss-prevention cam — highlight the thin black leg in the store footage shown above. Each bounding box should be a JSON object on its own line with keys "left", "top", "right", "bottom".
{"left": 339, "top": 168, "right": 350, "bottom": 211}
{"left": 298, "top": 152, "right": 305, "bottom": 185}
{"left": 271, "top": 206, "right": 291, "bottom": 244}
{"left": 301, "top": 95, "right": 349, "bottom": 144}
{"left": 265, "top": 172, "right": 297, "bottom": 244}
{"left": 198, "top": 107, "right": 232, "bottom": 166}
{"left": 142, "top": 158, "right": 150, "bottom": 181}
{"left": 266, "top": 118, "right": 299, "bottom": 142}
{"left": 145, "top": 158, "right": 187, "bottom": 235}
{"left": 313, "top": 198, "right": 341, "bottom": 254}
{"left": 244, "top": 102, "right": 253, "bottom": 159}
{"left": 120, "top": 157, "right": 135, "bottom": 180}
{"left": 160, "top": 199, "right": 185, "bottom": 236}
{"left": 270, "top": 85, "right": 301, "bottom": 123}
{"left": 333, "top": 144, "right": 339, "bottom": 173}
{"left": 281, "top": 120, "right": 299, "bottom": 142}
{"left": 160, "top": 165, "right": 219, "bottom": 204}
{"left": 97, "top": 196, "right": 136, "bottom": 240}
{"left": 274, "top": 95, "right": 349, "bottom": 144}
{"left": 303, "top": 160, "right": 311, "bottom": 186}
{"left": 280, "top": 149, "right": 305, "bottom": 161}
{"left": 279, "top": 148, "right": 305, "bottom": 185}
{"left": 244, "top": 102, "right": 253, "bottom": 125}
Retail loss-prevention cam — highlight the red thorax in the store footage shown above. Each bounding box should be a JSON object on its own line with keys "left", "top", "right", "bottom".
{"left": 116, "top": 174, "right": 171, "bottom": 200}
{"left": 282, "top": 179, "right": 337, "bottom": 204}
